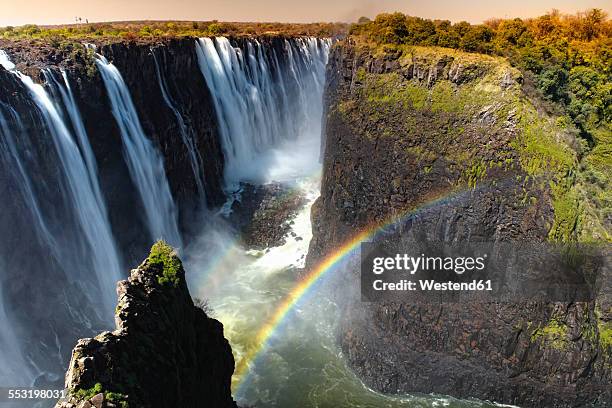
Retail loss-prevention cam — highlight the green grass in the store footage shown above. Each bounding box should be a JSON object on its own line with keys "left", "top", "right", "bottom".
{"left": 599, "top": 321, "right": 612, "bottom": 351}
{"left": 72, "top": 383, "right": 129, "bottom": 408}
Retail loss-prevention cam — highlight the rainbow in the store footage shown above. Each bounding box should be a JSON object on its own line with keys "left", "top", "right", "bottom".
{"left": 233, "top": 188, "right": 466, "bottom": 391}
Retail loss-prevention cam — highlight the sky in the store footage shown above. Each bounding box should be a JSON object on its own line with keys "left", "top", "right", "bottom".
{"left": 1, "top": 0, "right": 611, "bottom": 27}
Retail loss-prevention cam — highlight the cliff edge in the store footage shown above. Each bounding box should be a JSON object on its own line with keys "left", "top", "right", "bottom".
{"left": 55, "top": 241, "right": 237, "bottom": 408}
{"left": 308, "top": 39, "right": 611, "bottom": 407}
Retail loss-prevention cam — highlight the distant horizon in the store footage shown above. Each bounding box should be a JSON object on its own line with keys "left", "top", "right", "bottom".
{"left": 1, "top": 0, "right": 611, "bottom": 27}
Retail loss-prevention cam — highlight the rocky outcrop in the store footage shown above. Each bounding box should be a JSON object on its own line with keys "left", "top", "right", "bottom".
{"left": 308, "top": 40, "right": 611, "bottom": 407}
{"left": 230, "top": 183, "right": 306, "bottom": 249}
{"left": 55, "top": 242, "right": 237, "bottom": 408}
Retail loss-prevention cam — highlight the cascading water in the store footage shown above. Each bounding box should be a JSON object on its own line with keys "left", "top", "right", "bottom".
{"left": 17, "top": 71, "right": 122, "bottom": 312}
{"left": 188, "top": 38, "right": 509, "bottom": 408}
{"left": 95, "top": 55, "right": 182, "bottom": 247}
{"left": 46, "top": 70, "right": 102, "bottom": 195}
{"left": 195, "top": 37, "right": 330, "bottom": 187}
{"left": 0, "top": 106, "right": 36, "bottom": 386}
{"left": 1, "top": 38, "right": 510, "bottom": 408}
{"left": 0, "top": 52, "right": 122, "bottom": 386}
{"left": 151, "top": 48, "right": 207, "bottom": 203}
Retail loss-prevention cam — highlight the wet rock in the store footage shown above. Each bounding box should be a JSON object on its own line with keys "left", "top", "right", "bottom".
{"left": 230, "top": 182, "right": 306, "bottom": 249}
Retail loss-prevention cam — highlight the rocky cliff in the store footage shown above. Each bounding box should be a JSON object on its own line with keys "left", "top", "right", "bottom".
{"left": 308, "top": 39, "right": 611, "bottom": 406}
{"left": 55, "top": 241, "right": 237, "bottom": 408}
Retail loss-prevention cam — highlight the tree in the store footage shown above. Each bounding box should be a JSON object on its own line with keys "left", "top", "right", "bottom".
{"left": 460, "top": 25, "right": 494, "bottom": 53}
{"left": 582, "top": 8, "right": 607, "bottom": 40}
{"left": 498, "top": 18, "right": 527, "bottom": 45}
{"left": 405, "top": 17, "right": 436, "bottom": 44}
{"left": 537, "top": 65, "right": 569, "bottom": 102}
{"left": 371, "top": 12, "right": 408, "bottom": 44}
{"left": 452, "top": 21, "right": 472, "bottom": 37}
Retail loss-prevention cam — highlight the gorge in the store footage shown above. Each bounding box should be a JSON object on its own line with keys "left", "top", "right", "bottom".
{"left": 0, "top": 14, "right": 610, "bottom": 408}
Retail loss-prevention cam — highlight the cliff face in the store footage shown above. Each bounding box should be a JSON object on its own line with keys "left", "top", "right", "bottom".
{"left": 55, "top": 242, "right": 237, "bottom": 408}
{"left": 308, "top": 40, "right": 611, "bottom": 406}
{"left": 73, "top": 39, "right": 226, "bottom": 261}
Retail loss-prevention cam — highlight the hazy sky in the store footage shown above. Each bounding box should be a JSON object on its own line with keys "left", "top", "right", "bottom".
{"left": 1, "top": 0, "right": 611, "bottom": 26}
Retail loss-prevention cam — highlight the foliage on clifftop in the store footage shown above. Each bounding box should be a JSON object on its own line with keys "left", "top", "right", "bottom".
{"left": 349, "top": 9, "right": 611, "bottom": 242}
{"left": 0, "top": 20, "right": 347, "bottom": 43}
{"left": 148, "top": 240, "right": 182, "bottom": 287}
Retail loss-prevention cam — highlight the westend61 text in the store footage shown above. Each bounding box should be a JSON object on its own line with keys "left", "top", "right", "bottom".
{"left": 373, "top": 279, "right": 493, "bottom": 291}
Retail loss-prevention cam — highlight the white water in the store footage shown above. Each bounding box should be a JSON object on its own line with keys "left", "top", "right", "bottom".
{"left": 0, "top": 49, "right": 16, "bottom": 70}
{"left": 96, "top": 55, "right": 182, "bottom": 247}
{"left": 195, "top": 37, "right": 330, "bottom": 187}
{"left": 187, "top": 38, "right": 515, "bottom": 408}
{"left": 0, "top": 51, "right": 122, "bottom": 386}
{"left": 17, "top": 70, "right": 122, "bottom": 314}
{"left": 46, "top": 70, "right": 101, "bottom": 195}
{"left": 0, "top": 107, "right": 36, "bottom": 386}
{"left": 151, "top": 48, "right": 207, "bottom": 203}
{"left": 0, "top": 103, "right": 55, "bottom": 246}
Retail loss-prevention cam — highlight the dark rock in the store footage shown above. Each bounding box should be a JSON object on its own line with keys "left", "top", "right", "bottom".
{"left": 230, "top": 182, "right": 306, "bottom": 249}
{"left": 55, "top": 242, "right": 237, "bottom": 408}
{"left": 307, "top": 40, "right": 612, "bottom": 407}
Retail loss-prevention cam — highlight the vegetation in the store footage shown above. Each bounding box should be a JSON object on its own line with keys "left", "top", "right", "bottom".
{"left": 0, "top": 20, "right": 346, "bottom": 42}
{"left": 148, "top": 240, "right": 182, "bottom": 287}
{"left": 350, "top": 9, "right": 610, "bottom": 242}
{"left": 72, "top": 383, "right": 128, "bottom": 407}
{"left": 193, "top": 297, "right": 214, "bottom": 316}
{"left": 600, "top": 321, "right": 612, "bottom": 350}
{"left": 530, "top": 318, "right": 570, "bottom": 350}
{"left": 73, "top": 382, "right": 103, "bottom": 401}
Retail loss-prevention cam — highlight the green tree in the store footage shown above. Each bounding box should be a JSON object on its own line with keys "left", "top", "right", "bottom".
{"left": 537, "top": 65, "right": 569, "bottom": 102}
{"left": 371, "top": 12, "right": 408, "bottom": 44}
{"left": 460, "top": 25, "right": 494, "bottom": 53}
{"left": 498, "top": 18, "right": 528, "bottom": 45}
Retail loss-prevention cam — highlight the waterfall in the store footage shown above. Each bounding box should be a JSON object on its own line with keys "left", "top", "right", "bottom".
{"left": 0, "top": 106, "right": 36, "bottom": 386}
{"left": 0, "top": 51, "right": 123, "bottom": 385}
{"left": 195, "top": 37, "right": 330, "bottom": 186}
{"left": 95, "top": 55, "right": 182, "bottom": 247}
{"left": 0, "top": 49, "right": 16, "bottom": 70}
{"left": 16, "top": 72, "right": 122, "bottom": 312}
{"left": 46, "top": 70, "right": 101, "bottom": 194}
{"left": 151, "top": 48, "right": 207, "bottom": 203}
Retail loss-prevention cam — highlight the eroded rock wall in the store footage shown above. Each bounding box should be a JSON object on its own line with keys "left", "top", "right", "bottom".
{"left": 308, "top": 40, "right": 611, "bottom": 407}
{"left": 55, "top": 242, "right": 237, "bottom": 408}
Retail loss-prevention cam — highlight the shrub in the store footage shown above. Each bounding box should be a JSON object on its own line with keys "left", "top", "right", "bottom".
{"left": 148, "top": 241, "right": 182, "bottom": 287}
